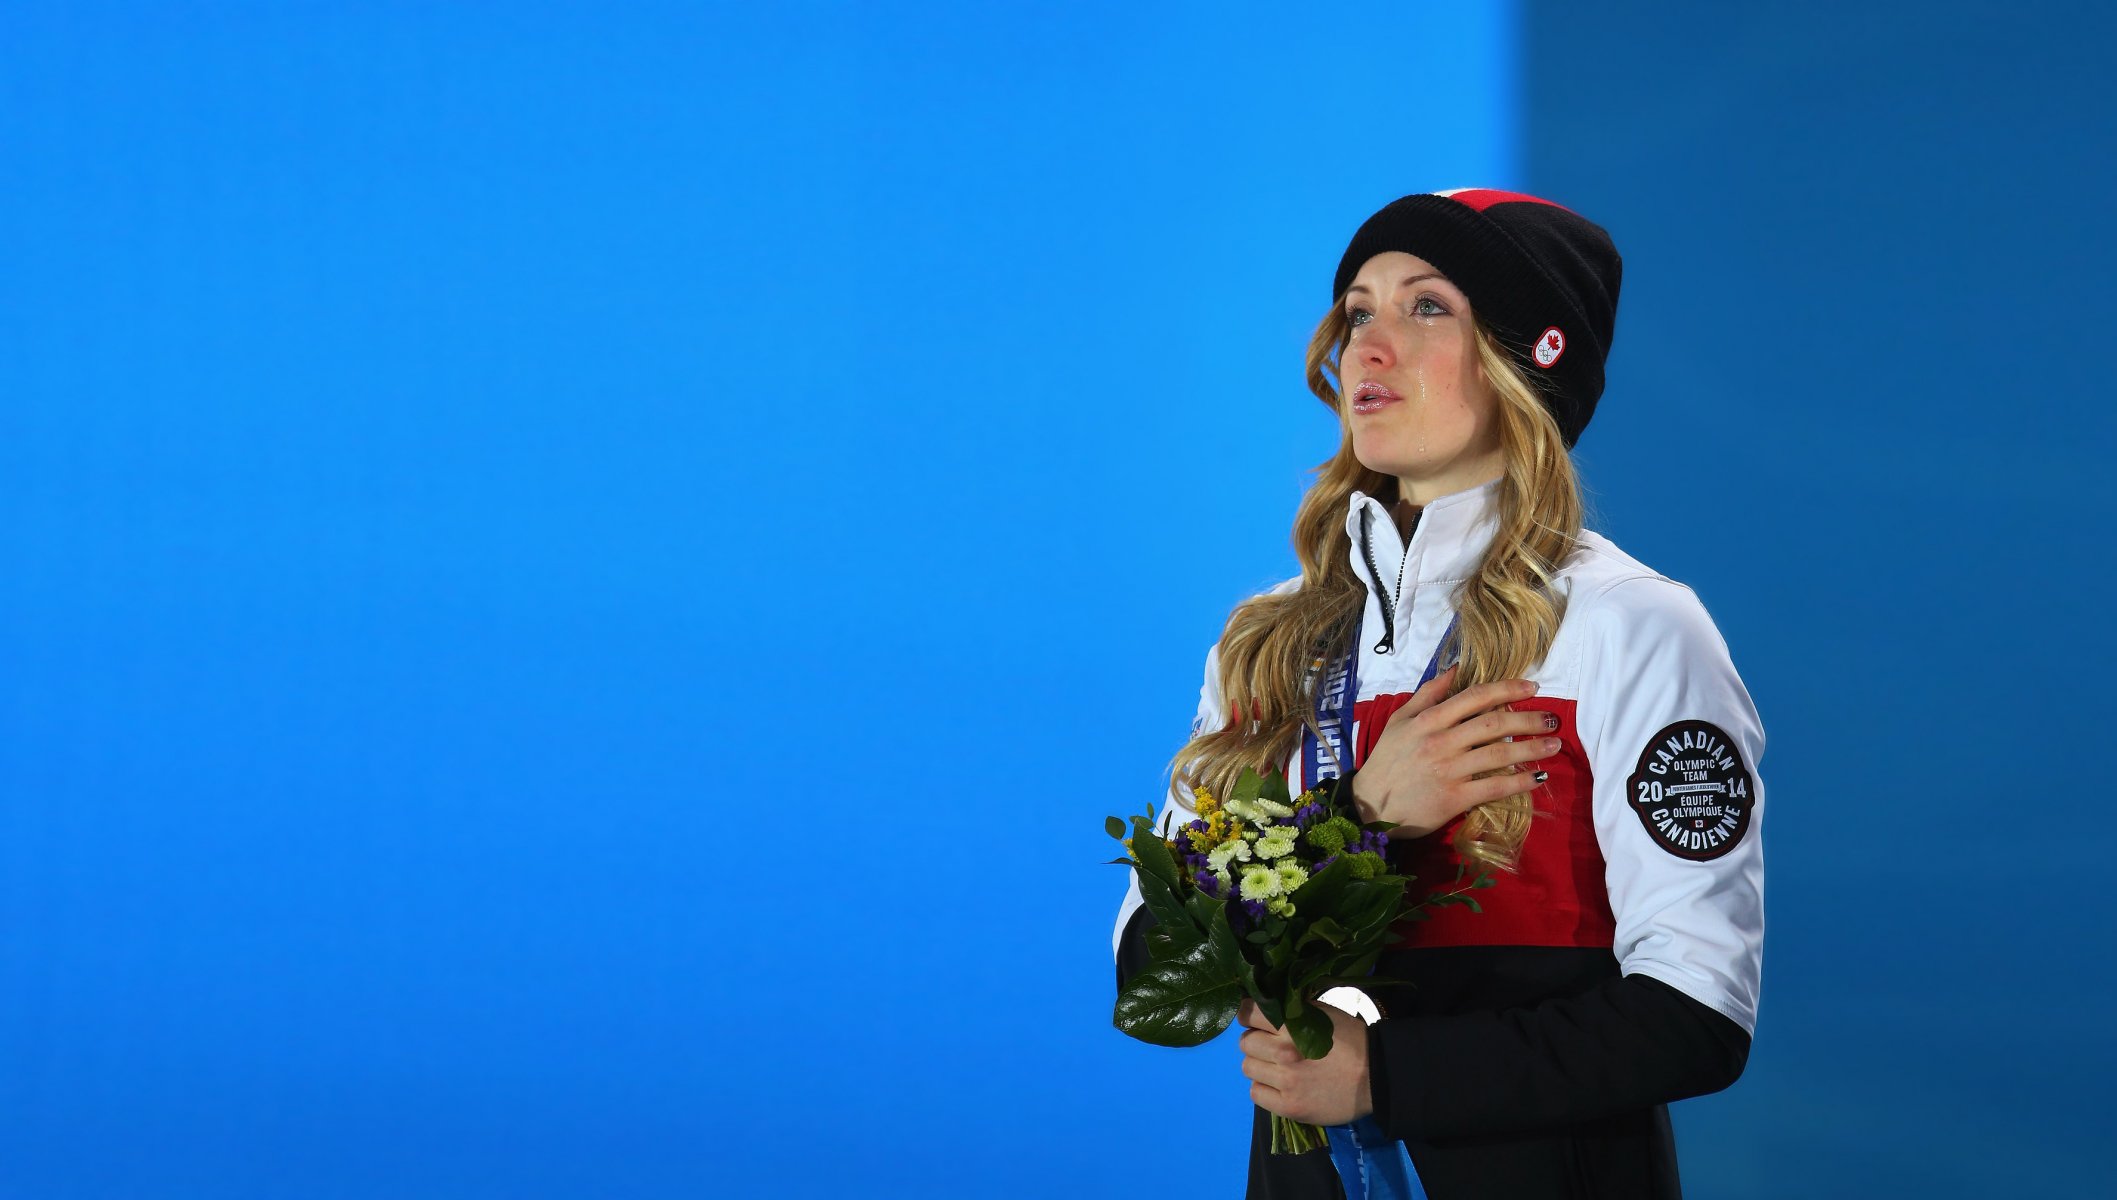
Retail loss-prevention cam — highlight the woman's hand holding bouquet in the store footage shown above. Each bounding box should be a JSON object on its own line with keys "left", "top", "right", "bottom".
{"left": 1109, "top": 663, "right": 1559, "bottom": 1152}
{"left": 1107, "top": 758, "right": 1493, "bottom": 1153}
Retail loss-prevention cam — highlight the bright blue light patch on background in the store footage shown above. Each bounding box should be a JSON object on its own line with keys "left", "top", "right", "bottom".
{"left": 0, "top": 4, "right": 1518, "bottom": 1197}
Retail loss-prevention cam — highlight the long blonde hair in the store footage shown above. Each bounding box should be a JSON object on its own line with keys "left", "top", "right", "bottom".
{"left": 1160, "top": 308, "right": 1585, "bottom": 872}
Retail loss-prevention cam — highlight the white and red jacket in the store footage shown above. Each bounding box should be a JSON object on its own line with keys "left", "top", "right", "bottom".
{"left": 1111, "top": 475, "right": 1766, "bottom": 1199}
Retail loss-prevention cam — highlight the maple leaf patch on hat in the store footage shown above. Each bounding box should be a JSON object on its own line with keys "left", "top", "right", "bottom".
{"left": 1534, "top": 326, "right": 1565, "bottom": 367}
{"left": 1626, "top": 719, "right": 1754, "bottom": 860}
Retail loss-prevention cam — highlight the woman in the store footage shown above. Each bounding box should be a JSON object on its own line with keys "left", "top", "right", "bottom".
{"left": 1111, "top": 189, "right": 1764, "bottom": 1199}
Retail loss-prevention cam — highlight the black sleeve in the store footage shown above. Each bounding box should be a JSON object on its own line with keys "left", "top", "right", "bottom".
{"left": 1115, "top": 904, "right": 1155, "bottom": 994}
{"left": 1365, "top": 972, "right": 1751, "bottom": 1140}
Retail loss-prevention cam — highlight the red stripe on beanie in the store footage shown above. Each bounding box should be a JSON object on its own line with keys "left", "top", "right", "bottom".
{"left": 1434, "top": 187, "right": 1579, "bottom": 216}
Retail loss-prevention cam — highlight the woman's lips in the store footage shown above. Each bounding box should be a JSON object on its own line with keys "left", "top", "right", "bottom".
{"left": 1352, "top": 388, "right": 1401, "bottom": 414}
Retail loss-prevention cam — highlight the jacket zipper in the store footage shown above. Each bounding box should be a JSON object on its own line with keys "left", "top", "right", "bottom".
{"left": 1359, "top": 505, "right": 1415, "bottom": 655}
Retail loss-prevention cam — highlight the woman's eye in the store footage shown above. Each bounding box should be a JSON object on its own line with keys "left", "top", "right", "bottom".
{"left": 1346, "top": 299, "right": 1445, "bottom": 328}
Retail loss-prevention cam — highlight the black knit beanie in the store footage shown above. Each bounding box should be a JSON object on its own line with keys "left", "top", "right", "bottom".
{"left": 1332, "top": 188, "right": 1622, "bottom": 449}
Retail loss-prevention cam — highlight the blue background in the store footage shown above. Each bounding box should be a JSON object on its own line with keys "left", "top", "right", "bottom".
{"left": 0, "top": 2, "right": 2106, "bottom": 1196}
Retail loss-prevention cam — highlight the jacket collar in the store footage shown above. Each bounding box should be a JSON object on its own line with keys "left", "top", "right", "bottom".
{"left": 1344, "top": 475, "right": 1504, "bottom": 598}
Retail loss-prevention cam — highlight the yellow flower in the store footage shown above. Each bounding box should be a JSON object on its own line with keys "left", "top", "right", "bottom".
{"left": 1192, "top": 786, "right": 1223, "bottom": 817}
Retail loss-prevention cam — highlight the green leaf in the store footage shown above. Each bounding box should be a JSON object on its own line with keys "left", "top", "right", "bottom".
{"left": 1134, "top": 868, "right": 1199, "bottom": 949}
{"left": 1105, "top": 815, "right": 1127, "bottom": 840}
{"left": 1264, "top": 936, "right": 1292, "bottom": 971}
{"left": 1288, "top": 958, "right": 1340, "bottom": 999}
{"left": 1206, "top": 903, "right": 1258, "bottom": 1003}
{"left": 1144, "top": 923, "right": 1193, "bottom": 961}
{"left": 1287, "top": 864, "right": 1354, "bottom": 911}
{"left": 1288, "top": 857, "right": 1352, "bottom": 913}
{"left": 1326, "top": 948, "right": 1386, "bottom": 986}
{"left": 1230, "top": 767, "right": 1264, "bottom": 808}
{"left": 1256, "top": 994, "right": 1286, "bottom": 1029}
{"left": 1184, "top": 890, "right": 1235, "bottom": 939}
{"left": 1113, "top": 938, "right": 1245, "bottom": 1048}
{"left": 1129, "top": 816, "right": 1180, "bottom": 890}
{"left": 1336, "top": 881, "right": 1407, "bottom": 944}
{"left": 1295, "top": 916, "right": 1350, "bottom": 954}
{"left": 1307, "top": 968, "right": 1406, "bottom": 993}
{"left": 1258, "top": 768, "right": 1291, "bottom": 807}
{"left": 1284, "top": 1000, "right": 1335, "bottom": 1059}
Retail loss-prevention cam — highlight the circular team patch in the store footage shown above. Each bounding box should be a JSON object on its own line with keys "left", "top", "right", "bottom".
{"left": 1626, "top": 720, "right": 1753, "bottom": 861}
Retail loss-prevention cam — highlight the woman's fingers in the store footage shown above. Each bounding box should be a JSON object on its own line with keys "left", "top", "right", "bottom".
{"left": 1239, "top": 998, "right": 1282, "bottom": 1033}
{"left": 1463, "top": 732, "right": 1561, "bottom": 779}
{"left": 1421, "top": 676, "right": 1539, "bottom": 730}
{"left": 1392, "top": 662, "right": 1462, "bottom": 720}
{"left": 1467, "top": 766, "right": 1547, "bottom": 807}
{"left": 1443, "top": 706, "right": 1561, "bottom": 757}
{"left": 1241, "top": 1028, "right": 1301, "bottom": 1066}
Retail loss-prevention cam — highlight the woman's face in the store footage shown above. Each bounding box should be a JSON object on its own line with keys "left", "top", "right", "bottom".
{"left": 1338, "top": 251, "right": 1505, "bottom": 504}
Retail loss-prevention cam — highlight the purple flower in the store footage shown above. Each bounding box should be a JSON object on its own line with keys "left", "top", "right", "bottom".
{"left": 1197, "top": 873, "right": 1219, "bottom": 897}
{"left": 1242, "top": 899, "right": 1266, "bottom": 921}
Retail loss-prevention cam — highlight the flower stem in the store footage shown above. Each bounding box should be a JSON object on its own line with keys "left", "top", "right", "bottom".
{"left": 1269, "top": 1115, "right": 1328, "bottom": 1155}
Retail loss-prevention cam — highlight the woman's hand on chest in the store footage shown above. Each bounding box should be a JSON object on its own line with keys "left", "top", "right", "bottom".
{"left": 1349, "top": 664, "right": 1562, "bottom": 839}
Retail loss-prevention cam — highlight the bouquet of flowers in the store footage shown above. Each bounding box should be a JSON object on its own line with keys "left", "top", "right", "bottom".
{"left": 1109, "top": 765, "right": 1491, "bottom": 1154}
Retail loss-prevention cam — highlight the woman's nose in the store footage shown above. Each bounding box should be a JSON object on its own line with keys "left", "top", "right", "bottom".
{"left": 1356, "top": 320, "right": 1399, "bottom": 368}
{"left": 1355, "top": 309, "right": 1429, "bottom": 368}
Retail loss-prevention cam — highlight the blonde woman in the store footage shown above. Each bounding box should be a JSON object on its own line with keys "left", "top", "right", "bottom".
{"left": 1111, "top": 189, "right": 1765, "bottom": 1200}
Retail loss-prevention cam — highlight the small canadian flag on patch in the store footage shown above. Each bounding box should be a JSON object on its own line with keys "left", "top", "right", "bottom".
{"left": 1534, "top": 326, "right": 1566, "bottom": 368}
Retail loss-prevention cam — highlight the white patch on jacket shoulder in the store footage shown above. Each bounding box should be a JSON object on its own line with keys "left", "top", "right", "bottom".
{"left": 1626, "top": 719, "right": 1753, "bottom": 861}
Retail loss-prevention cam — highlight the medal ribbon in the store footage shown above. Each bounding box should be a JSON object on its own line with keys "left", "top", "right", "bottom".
{"left": 1303, "top": 613, "right": 1458, "bottom": 789}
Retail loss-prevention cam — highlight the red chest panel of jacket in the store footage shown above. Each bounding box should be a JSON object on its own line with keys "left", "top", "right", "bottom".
{"left": 1351, "top": 694, "right": 1616, "bottom": 950}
